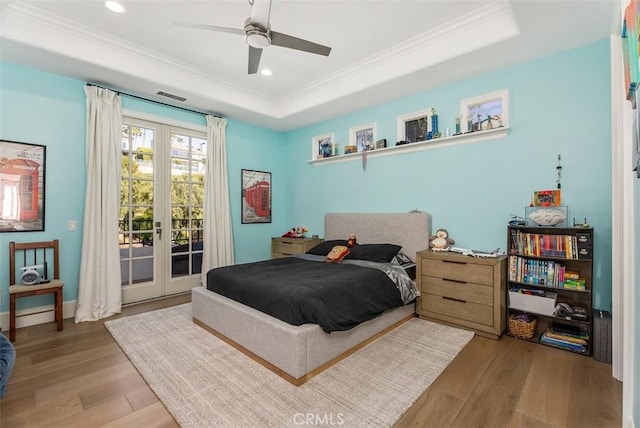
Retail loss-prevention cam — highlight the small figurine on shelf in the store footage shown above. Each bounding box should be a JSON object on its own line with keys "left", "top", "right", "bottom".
{"left": 466, "top": 115, "right": 473, "bottom": 133}
{"left": 430, "top": 108, "right": 440, "bottom": 138}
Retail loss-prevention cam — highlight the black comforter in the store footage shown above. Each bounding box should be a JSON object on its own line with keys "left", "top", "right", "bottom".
{"left": 206, "top": 257, "right": 404, "bottom": 333}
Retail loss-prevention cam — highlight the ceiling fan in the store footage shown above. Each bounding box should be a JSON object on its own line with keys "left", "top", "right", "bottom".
{"left": 174, "top": 0, "right": 332, "bottom": 75}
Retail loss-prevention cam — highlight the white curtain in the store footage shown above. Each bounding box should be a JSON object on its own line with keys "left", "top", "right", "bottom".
{"left": 75, "top": 86, "right": 123, "bottom": 322}
{"left": 201, "top": 115, "right": 234, "bottom": 286}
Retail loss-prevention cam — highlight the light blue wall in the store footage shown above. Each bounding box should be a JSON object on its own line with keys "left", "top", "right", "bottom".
{"left": 284, "top": 40, "right": 613, "bottom": 309}
{"left": 0, "top": 61, "right": 285, "bottom": 313}
{"left": 0, "top": 40, "right": 614, "bottom": 315}
{"left": 0, "top": 63, "right": 86, "bottom": 312}
{"left": 225, "top": 119, "right": 289, "bottom": 263}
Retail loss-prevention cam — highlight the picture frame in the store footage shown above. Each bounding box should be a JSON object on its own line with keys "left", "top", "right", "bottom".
{"left": 349, "top": 123, "right": 377, "bottom": 152}
{"left": 396, "top": 109, "right": 431, "bottom": 143}
{"left": 375, "top": 139, "right": 387, "bottom": 149}
{"left": 0, "top": 140, "right": 46, "bottom": 232}
{"left": 533, "top": 189, "right": 561, "bottom": 207}
{"left": 460, "top": 89, "right": 509, "bottom": 133}
{"left": 311, "top": 133, "right": 335, "bottom": 159}
{"left": 241, "top": 169, "right": 271, "bottom": 224}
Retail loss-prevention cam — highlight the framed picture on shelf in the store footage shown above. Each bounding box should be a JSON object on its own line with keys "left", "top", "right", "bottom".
{"left": 349, "top": 123, "right": 376, "bottom": 152}
{"left": 460, "top": 89, "right": 509, "bottom": 132}
{"left": 0, "top": 140, "right": 46, "bottom": 232}
{"left": 533, "top": 190, "right": 561, "bottom": 207}
{"left": 241, "top": 169, "right": 271, "bottom": 224}
{"left": 311, "top": 133, "right": 335, "bottom": 159}
{"left": 396, "top": 109, "right": 431, "bottom": 143}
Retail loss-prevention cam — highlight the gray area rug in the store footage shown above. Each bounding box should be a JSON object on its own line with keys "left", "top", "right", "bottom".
{"left": 105, "top": 303, "right": 473, "bottom": 428}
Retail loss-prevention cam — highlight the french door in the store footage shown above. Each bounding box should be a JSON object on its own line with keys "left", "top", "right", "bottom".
{"left": 119, "top": 116, "right": 206, "bottom": 304}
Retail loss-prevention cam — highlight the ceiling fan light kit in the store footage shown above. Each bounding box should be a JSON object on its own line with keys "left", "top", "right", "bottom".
{"left": 174, "top": 0, "right": 331, "bottom": 74}
{"left": 244, "top": 21, "right": 271, "bottom": 49}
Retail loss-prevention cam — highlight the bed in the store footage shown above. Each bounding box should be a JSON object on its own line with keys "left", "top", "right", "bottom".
{"left": 192, "top": 212, "right": 431, "bottom": 385}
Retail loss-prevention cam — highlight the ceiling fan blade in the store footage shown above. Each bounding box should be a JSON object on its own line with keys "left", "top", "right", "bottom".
{"left": 250, "top": 0, "right": 272, "bottom": 28}
{"left": 248, "top": 46, "right": 263, "bottom": 74}
{"left": 173, "top": 21, "right": 244, "bottom": 36}
{"left": 271, "top": 31, "right": 331, "bottom": 56}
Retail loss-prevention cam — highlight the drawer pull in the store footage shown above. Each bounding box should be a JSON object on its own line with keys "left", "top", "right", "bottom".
{"left": 443, "top": 260, "right": 467, "bottom": 265}
{"left": 443, "top": 296, "right": 467, "bottom": 304}
{"left": 443, "top": 278, "right": 467, "bottom": 284}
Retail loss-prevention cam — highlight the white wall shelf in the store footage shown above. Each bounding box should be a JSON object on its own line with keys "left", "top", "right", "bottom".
{"left": 308, "top": 127, "right": 510, "bottom": 165}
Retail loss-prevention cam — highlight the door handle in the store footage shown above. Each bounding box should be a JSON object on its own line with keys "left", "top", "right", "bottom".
{"left": 155, "top": 221, "right": 162, "bottom": 241}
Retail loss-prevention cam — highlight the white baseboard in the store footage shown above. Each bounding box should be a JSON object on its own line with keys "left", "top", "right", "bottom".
{"left": 0, "top": 300, "right": 77, "bottom": 331}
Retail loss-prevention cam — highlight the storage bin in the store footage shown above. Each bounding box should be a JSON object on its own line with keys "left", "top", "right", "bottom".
{"left": 508, "top": 314, "right": 537, "bottom": 339}
{"left": 508, "top": 290, "right": 557, "bottom": 316}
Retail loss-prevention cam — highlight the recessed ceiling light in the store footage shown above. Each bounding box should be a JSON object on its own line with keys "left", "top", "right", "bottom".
{"left": 105, "top": 1, "right": 125, "bottom": 13}
{"left": 260, "top": 69, "right": 272, "bottom": 76}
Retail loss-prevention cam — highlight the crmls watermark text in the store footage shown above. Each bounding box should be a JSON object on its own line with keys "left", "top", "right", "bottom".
{"left": 293, "top": 413, "right": 345, "bottom": 425}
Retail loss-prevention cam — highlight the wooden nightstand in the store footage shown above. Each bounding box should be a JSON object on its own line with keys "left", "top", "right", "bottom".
{"left": 271, "top": 237, "right": 323, "bottom": 259}
{"left": 416, "top": 250, "right": 507, "bottom": 339}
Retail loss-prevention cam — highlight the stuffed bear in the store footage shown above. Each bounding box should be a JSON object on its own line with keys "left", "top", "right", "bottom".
{"left": 429, "top": 228, "right": 454, "bottom": 251}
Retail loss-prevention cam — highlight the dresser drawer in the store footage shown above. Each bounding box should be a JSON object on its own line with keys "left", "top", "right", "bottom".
{"left": 421, "top": 276, "right": 493, "bottom": 306}
{"left": 422, "top": 257, "right": 494, "bottom": 285}
{"left": 272, "top": 240, "right": 305, "bottom": 255}
{"left": 421, "top": 294, "right": 494, "bottom": 326}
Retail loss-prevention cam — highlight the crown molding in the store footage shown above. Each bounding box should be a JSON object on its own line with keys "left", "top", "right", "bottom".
{"left": 1, "top": 2, "right": 273, "bottom": 107}
{"left": 1, "top": 1, "right": 518, "bottom": 123}
{"left": 276, "top": 1, "right": 519, "bottom": 113}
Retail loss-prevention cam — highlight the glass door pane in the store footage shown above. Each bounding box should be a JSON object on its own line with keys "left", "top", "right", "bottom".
{"left": 120, "top": 122, "right": 162, "bottom": 303}
{"left": 169, "top": 132, "right": 205, "bottom": 283}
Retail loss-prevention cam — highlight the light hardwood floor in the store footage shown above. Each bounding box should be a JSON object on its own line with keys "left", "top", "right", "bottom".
{"left": 1, "top": 295, "right": 622, "bottom": 428}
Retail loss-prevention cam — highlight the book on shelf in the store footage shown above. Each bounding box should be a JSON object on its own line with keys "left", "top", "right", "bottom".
{"left": 543, "top": 331, "right": 588, "bottom": 345}
{"left": 509, "top": 229, "right": 582, "bottom": 259}
{"left": 541, "top": 325, "right": 589, "bottom": 353}
{"left": 508, "top": 255, "right": 574, "bottom": 289}
{"left": 550, "top": 323, "right": 589, "bottom": 339}
{"left": 540, "top": 333, "right": 587, "bottom": 353}
{"left": 564, "top": 271, "right": 580, "bottom": 280}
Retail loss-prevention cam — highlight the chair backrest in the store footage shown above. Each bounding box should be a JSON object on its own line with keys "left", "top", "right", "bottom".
{"left": 9, "top": 240, "right": 60, "bottom": 285}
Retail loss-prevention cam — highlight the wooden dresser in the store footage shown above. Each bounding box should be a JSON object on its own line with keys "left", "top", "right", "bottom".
{"left": 416, "top": 250, "right": 507, "bottom": 339}
{"left": 271, "top": 237, "right": 323, "bottom": 259}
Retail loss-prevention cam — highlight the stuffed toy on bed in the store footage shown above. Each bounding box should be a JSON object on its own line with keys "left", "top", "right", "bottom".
{"left": 324, "top": 245, "right": 350, "bottom": 263}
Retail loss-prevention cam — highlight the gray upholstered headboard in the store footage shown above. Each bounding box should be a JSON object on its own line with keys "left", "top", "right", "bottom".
{"left": 325, "top": 212, "right": 432, "bottom": 262}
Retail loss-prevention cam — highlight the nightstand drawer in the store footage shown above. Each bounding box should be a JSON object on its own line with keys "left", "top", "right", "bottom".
{"left": 272, "top": 240, "right": 305, "bottom": 255}
{"left": 421, "top": 257, "right": 494, "bottom": 285}
{"left": 421, "top": 294, "right": 493, "bottom": 326}
{"left": 271, "top": 237, "right": 323, "bottom": 259}
{"left": 420, "top": 276, "right": 493, "bottom": 306}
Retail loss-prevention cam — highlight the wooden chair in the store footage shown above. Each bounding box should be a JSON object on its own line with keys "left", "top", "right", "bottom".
{"left": 8, "top": 240, "right": 64, "bottom": 342}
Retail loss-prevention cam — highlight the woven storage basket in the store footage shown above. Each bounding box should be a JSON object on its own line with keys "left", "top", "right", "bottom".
{"left": 508, "top": 314, "right": 537, "bottom": 339}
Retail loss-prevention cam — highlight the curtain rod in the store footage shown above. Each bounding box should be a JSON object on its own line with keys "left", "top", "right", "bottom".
{"left": 85, "top": 83, "right": 222, "bottom": 118}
